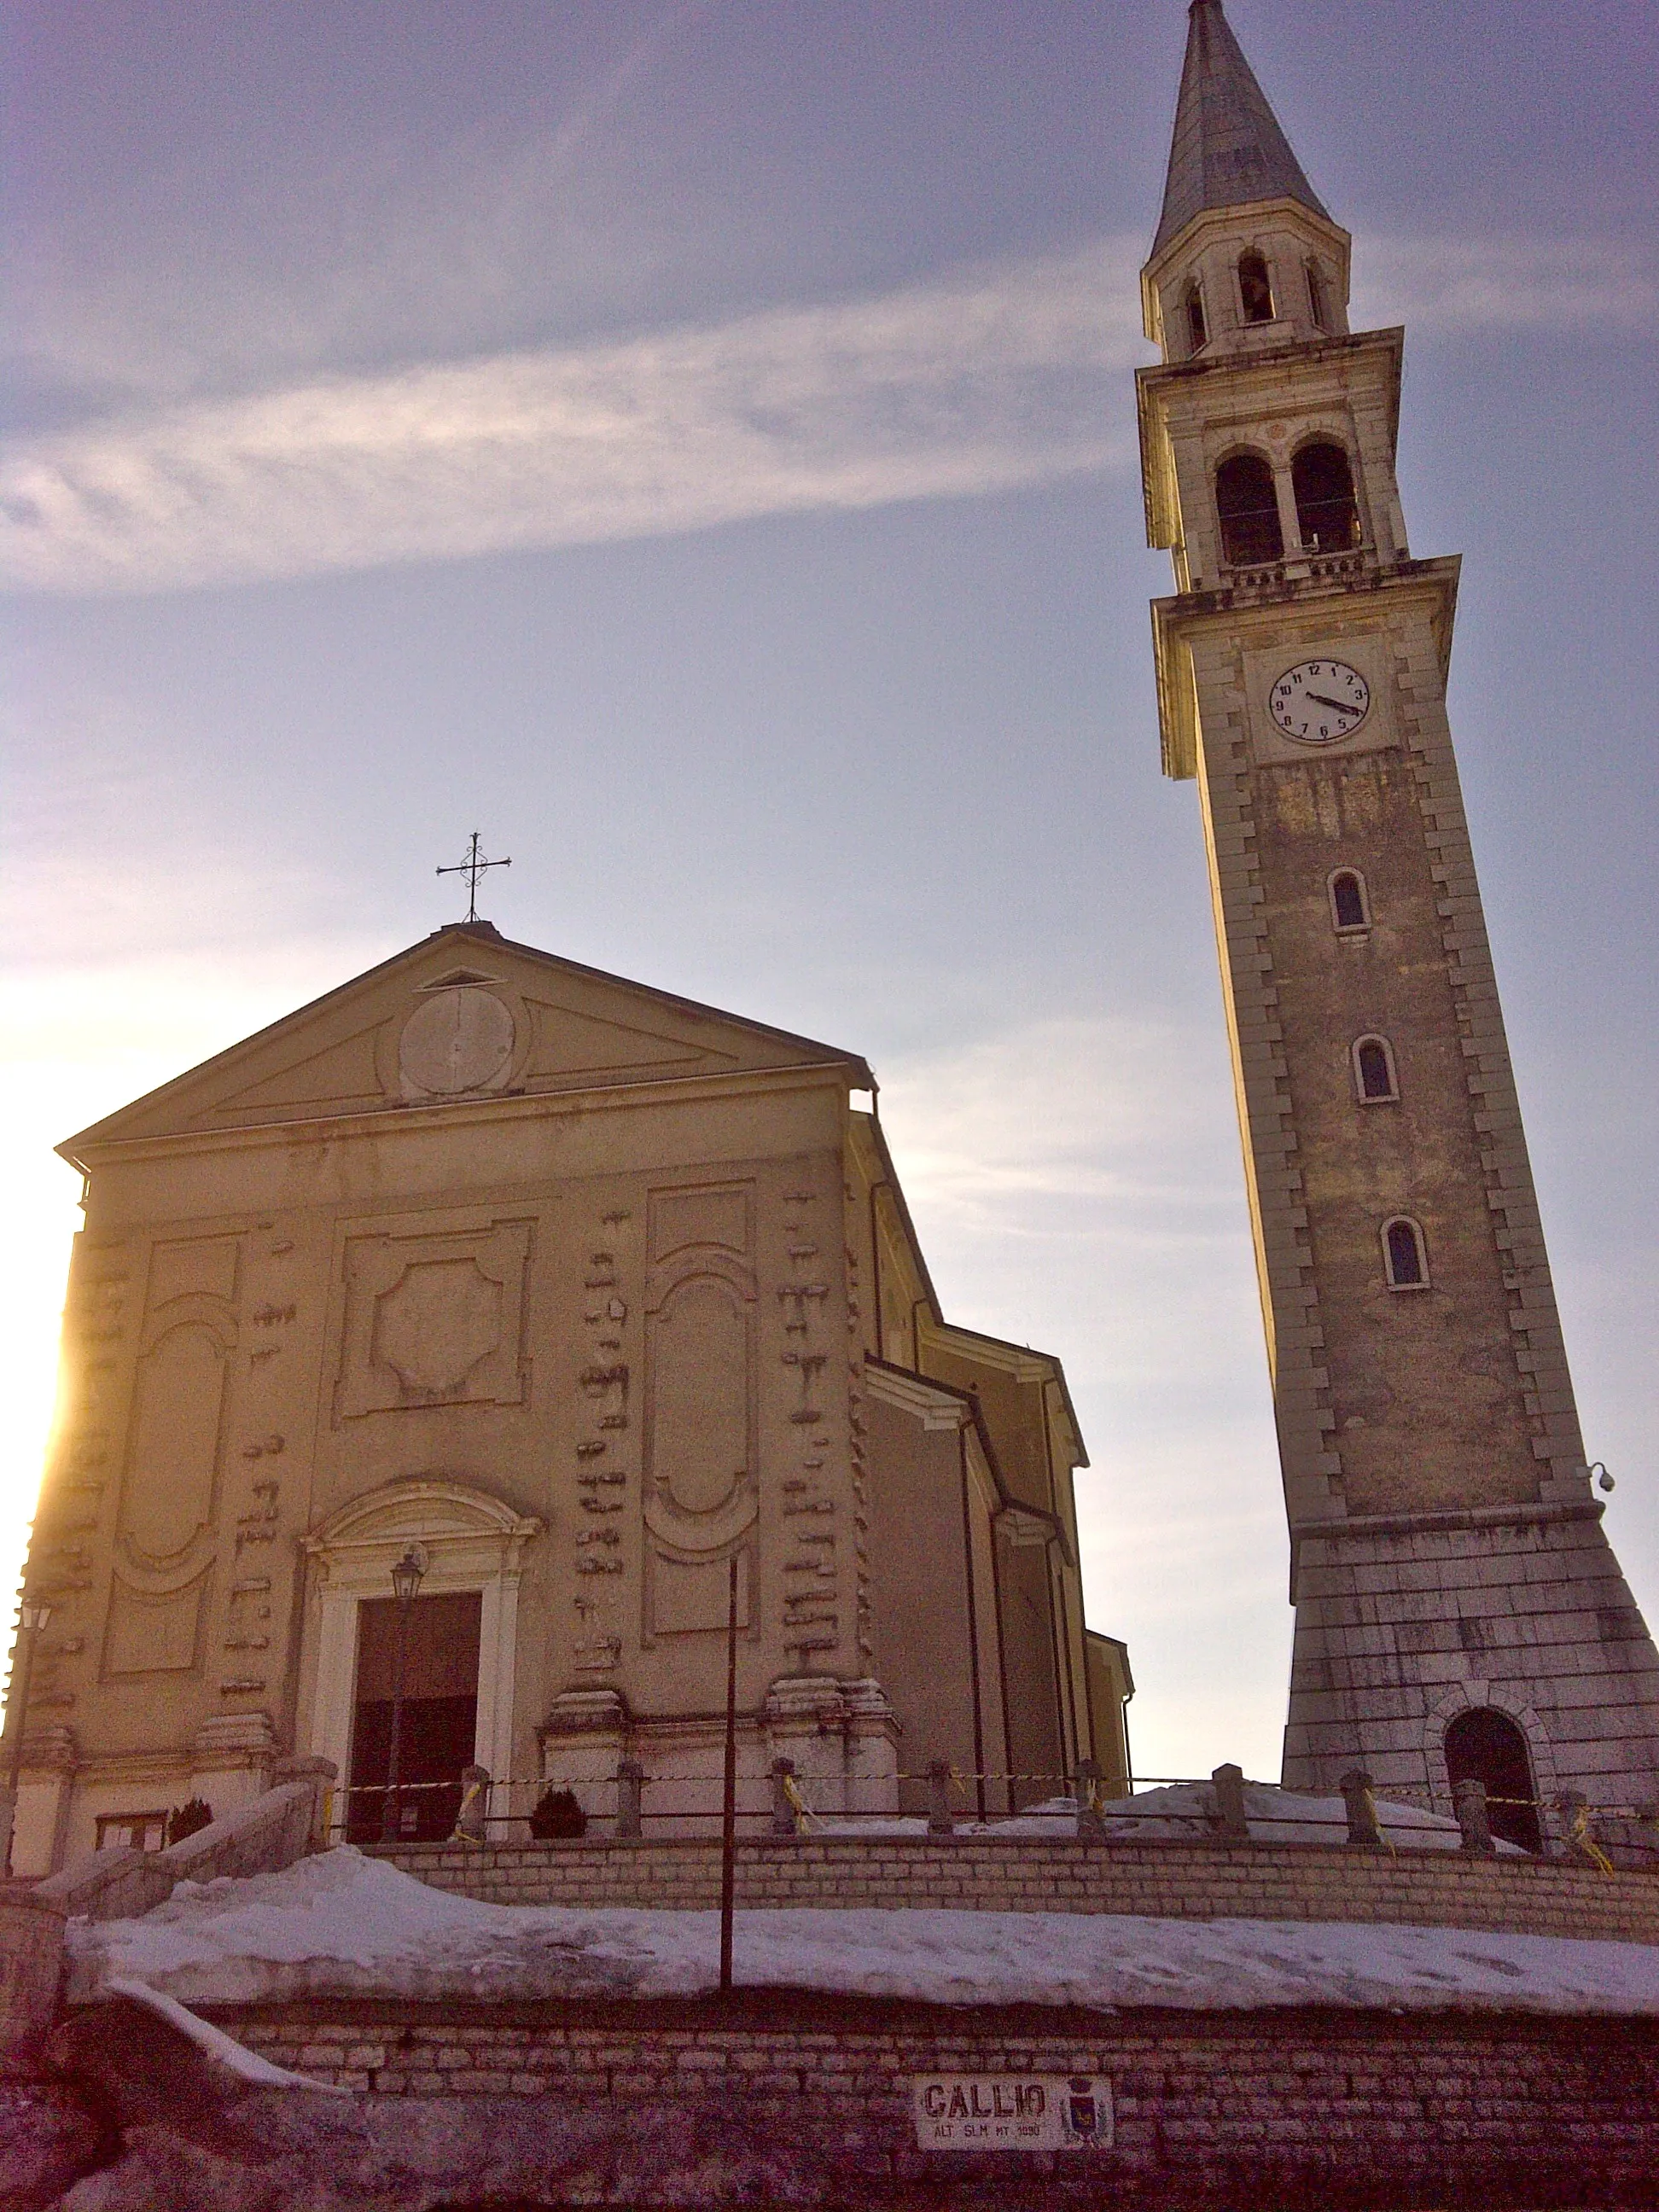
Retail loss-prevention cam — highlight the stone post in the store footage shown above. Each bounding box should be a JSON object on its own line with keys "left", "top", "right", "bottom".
{"left": 615, "top": 1759, "right": 643, "bottom": 1842}
{"left": 1452, "top": 1776, "right": 1495, "bottom": 1855}
{"left": 455, "top": 1766, "right": 492, "bottom": 1844}
{"left": 926, "top": 1761, "right": 955, "bottom": 1837}
{"left": 1211, "top": 1763, "right": 1250, "bottom": 1843}
{"left": 770, "top": 1757, "right": 799, "bottom": 1837}
{"left": 270, "top": 1755, "right": 339, "bottom": 1853}
{"left": 1339, "top": 1767, "right": 1385, "bottom": 1849}
{"left": 1074, "top": 1759, "right": 1105, "bottom": 1842}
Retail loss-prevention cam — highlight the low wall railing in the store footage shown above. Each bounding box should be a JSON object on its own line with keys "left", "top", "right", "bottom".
{"left": 335, "top": 1756, "right": 1659, "bottom": 1870}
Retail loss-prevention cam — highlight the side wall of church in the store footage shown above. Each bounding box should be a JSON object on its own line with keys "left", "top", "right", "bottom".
{"left": 862, "top": 1398, "right": 999, "bottom": 1815}
{"left": 843, "top": 1117, "right": 1099, "bottom": 1808}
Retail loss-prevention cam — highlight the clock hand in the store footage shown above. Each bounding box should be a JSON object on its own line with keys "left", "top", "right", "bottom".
{"left": 1304, "top": 690, "right": 1360, "bottom": 713}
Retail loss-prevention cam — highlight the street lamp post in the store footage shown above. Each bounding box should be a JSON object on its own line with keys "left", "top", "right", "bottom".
{"left": 3, "top": 1598, "right": 55, "bottom": 1877}
{"left": 380, "top": 1547, "right": 426, "bottom": 1845}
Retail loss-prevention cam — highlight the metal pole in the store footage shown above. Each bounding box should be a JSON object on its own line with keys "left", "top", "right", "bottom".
{"left": 3, "top": 1606, "right": 47, "bottom": 1877}
{"left": 719, "top": 1552, "right": 739, "bottom": 1994}
{"left": 381, "top": 1588, "right": 414, "bottom": 1844}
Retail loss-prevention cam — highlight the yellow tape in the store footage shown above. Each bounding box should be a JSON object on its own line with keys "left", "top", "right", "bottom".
{"left": 1360, "top": 1784, "right": 1396, "bottom": 1857}
{"left": 781, "top": 1771, "right": 817, "bottom": 1830}
{"left": 449, "top": 1777, "right": 486, "bottom": 1846}
{"left": 1571, "top": 1802, "right": 1614, "bottom": 1875}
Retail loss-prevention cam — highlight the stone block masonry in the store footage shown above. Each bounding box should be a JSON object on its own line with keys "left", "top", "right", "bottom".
{"left": 92, "top": 1990, "right": 1658, "bottom": 2206}
{"left": 1286, "top": 1509, "right": 1659, "bottom": 1807}
{"left": 375, "top": 1831, "right": 1659, "bottom": 1944}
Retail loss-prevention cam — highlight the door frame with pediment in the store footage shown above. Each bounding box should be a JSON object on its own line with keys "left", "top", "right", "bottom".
{"left": 301, "top": 1477, "right": 541, "bottom": 1797}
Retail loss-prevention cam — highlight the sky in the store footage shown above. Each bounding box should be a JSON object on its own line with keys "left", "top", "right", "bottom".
{"left": 3, "top": 0, "right": 1656, "bottom": 1786}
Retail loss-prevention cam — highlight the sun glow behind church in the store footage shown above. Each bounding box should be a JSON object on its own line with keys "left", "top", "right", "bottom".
{"left": 0, "top": 950, "right": 367, "bottom": 1645}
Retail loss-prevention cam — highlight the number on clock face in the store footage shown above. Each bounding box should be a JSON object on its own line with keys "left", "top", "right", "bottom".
{"left": 1268, "top": 659, "right": 1371, "bottom": 744}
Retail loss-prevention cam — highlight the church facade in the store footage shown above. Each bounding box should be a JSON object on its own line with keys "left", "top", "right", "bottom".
{"left": 1138, "top": 0, "right": 1659, "bottom": 1829}
{"left": 8, "top": 924, "right": 1122, "bottom": 1871}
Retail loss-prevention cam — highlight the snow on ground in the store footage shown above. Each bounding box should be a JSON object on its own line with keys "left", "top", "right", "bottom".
{"left": 1091, "top": 1780, "right": 1487, "bottom": 1847}
{"left": 64, "top": 1845, "right": 1659, "bottom": 2019}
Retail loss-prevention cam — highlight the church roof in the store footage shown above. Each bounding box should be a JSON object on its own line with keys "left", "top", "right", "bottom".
{"left": 1150, "top": 0, "right": 1330, "bottom": 258}
{"left": 60, "top": 919, "right": 875, "bottom": 1154}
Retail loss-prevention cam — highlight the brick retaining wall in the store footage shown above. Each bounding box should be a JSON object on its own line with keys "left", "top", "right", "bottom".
{"left": 0, "top": 1883, "right": 64, "bottom": 2052}
{"left": 194, "top": 1991, "right": 1659, "bottom": 2204}
{"left": 377, "top": 1831, "right": 1659, "bottom": 1942}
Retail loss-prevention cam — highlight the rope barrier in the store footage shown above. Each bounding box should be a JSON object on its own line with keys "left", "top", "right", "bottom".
{"left": 323, "top": 1775, "right": 1651, "bottom": 1817}
{"left": 323, "top": 1770, "right": 1656, "bottom": 1856}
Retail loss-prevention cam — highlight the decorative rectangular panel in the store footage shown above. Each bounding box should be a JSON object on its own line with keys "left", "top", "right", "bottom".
{"left": 102, "top": 1569, "right": 208, "bottom": 1676}
{"left": 647, "top": 1545, "right": 752, "bottom": 1638}
{"left": 649, "top": 1183, "right": 751, "bottom": 1262}
{"left": 333, "top": 1218, "right": 533, "bottom": 1420}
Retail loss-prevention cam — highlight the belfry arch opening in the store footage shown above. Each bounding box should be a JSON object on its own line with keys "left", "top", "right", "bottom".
{"left": 1444, "top": 1707, "right": 1544, "bottom": 1854}
{"left": 1293, "top": 441, "right": 1361, "bottom": 552}
{"left": 1215, "top": 453, "right": 1283, "bottom": 567}
{"left": 1237, "top": 248, "right": 1274, "bottom": 323}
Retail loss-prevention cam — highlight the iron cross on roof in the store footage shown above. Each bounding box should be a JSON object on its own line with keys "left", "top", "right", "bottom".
{"left": 436, "top": 831, "right": 511, "bottom": 923}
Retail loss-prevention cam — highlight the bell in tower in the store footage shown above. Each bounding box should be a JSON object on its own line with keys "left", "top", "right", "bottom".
{"left": 1135, "top": 0, "right": 1659, "bottom": 1835}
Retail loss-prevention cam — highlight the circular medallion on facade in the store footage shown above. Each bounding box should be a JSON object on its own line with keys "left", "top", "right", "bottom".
{"left": 399, "top": 987, "right": 516, "bottom": 1097}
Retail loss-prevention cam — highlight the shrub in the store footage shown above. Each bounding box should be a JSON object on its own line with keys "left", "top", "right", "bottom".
{"left": 166, "top": 1797, "right": 215, "bottom": 1846}
{"left": 528, "top": 1786, "right": 586, "bottom": 1840}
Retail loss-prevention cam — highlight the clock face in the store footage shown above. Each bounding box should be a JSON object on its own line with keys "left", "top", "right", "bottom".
{"left": 1268, "top": 659, "right": 1371, "bottom": 744}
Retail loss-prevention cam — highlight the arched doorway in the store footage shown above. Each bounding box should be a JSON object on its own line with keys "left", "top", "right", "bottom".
{"left": 303, "top": 1476, "right": 542, "bottom": 1830}
{"left": 346, "top": 1588, "right": 483, "bottom": 1843}
{"left": 1444, "top": 1706, "right": 1543, "bottom": 1853}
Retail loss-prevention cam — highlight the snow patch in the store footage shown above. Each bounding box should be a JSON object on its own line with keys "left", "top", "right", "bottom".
{"left": 63, "top": 1846, "right": 1659, "bottom": 2020}
{"left": 103, "top": 1976, "right": 352, "bottom": 2091}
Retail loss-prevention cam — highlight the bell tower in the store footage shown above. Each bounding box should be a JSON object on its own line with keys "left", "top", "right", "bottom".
{"left": 1138, "top": 0, "right": 1659, "bottom": 1827}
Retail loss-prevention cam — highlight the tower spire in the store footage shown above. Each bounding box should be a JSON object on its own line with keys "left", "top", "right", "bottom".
{"left": 1152, "top": 0, "right": 1329, "bottom": 257}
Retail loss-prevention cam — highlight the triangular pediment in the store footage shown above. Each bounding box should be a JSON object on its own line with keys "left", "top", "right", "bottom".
{"left": 61, "top": 923, "right": 870, "bottom": 1155}
{"left": 523, "top": 998, "right": 713, "bottom": 1081}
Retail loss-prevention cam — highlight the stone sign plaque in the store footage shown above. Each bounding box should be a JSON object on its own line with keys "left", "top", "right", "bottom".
{"left": 911, "top": 2074, "right": 1112, "bottom": 2151}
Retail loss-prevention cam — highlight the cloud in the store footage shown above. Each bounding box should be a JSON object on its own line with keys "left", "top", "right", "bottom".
{"left": 7, "top": 226, "right": 1647, "bottom": 600}
{"left": 3, "top": 3, "right": 725, "bottom": 414}
{"left": 0, "top": 243, "right": 1147, "bottom": 596}
{"left": 874, "top": 1013, "right": 1263, "bottom": 1392}
{"left": 1352, "top": 236, "right": 1658, "bottom": 333}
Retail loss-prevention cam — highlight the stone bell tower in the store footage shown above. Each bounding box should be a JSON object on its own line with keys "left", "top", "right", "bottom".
{"left": 1137, "top": 0, "right": 1659, "bottom": 1830}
